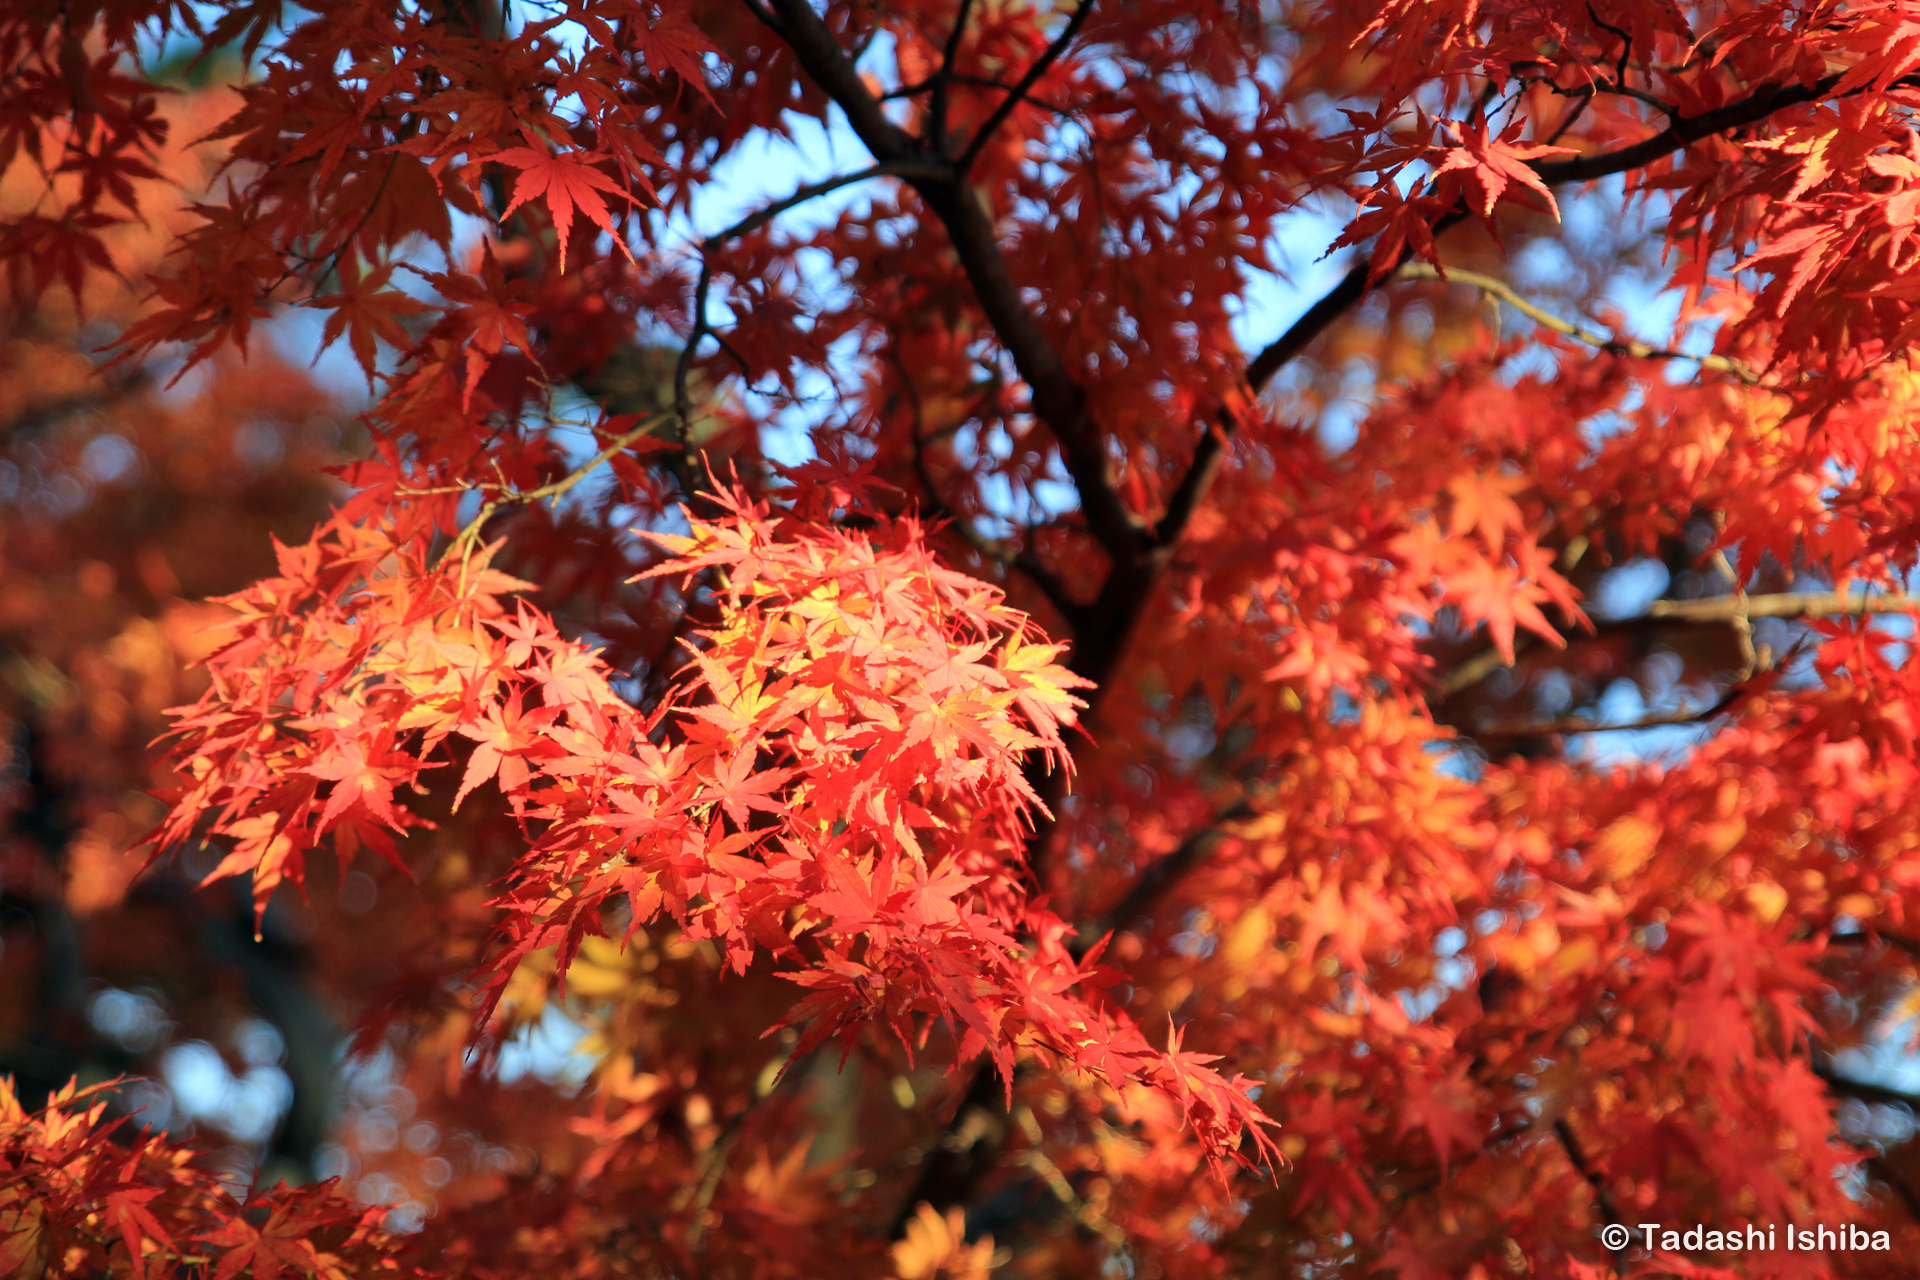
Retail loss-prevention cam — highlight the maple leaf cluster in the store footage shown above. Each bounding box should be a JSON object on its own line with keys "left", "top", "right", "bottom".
{"left": 0, "top": 1078, "right": 428, "bottom": 1280}
{"left": 15, "top": 0, "right": 1920, "bottom": 1278}
{"left": 145, "top": 490, "right": 1275, "bottom": 1173}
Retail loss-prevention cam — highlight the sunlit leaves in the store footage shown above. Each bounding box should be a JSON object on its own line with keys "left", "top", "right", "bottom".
{"left": 15, "top": 0, "right": 1920, "bottom": 1276}
{"left": 146, "top": 491, "right": 1276, "bottom": 1173}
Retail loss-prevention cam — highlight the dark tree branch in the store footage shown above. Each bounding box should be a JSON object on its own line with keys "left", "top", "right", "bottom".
{"left": 896, "top": 350, "right": 1086, "bottom": 625}
{"left": 1545, "top": 90, "right": 1592, "bottom": 145}
{"left": 1814, "top": 1059, "right": 1920, "bottom": 1109}
{"left": 1245, "top": 261, "right": 1371, "bottom": 396}
{"left": 1078, "top": 800, "right": 1255, "bottom": 951}
{"left": 1599, "top": 81, "right": 1681, "bottom": 122}
{"left": 1242, "top": 69, "right": 1920, "bottom": 401}
{"left": 887, "top": 73, "right": 1078, "bottom": 118}
{"left": 930, "top": 0, "right": 975, "bottom": 150}
{"left": 939, "top": 0, "right": 975, "bottom": 72}
{"left": 1554, "top": 1118, "right": 1629, "bottom": 1275}
{"left": 704, "top": 161, "right": 952, "bottom": 250}
{"left": 738, "top": 0, "right": 792, "bottom": 47}
{"left": 672, "top": 254, "right": 714, "bottom": 477}
{"left": 1584, "top": 2, "right": 1634, "bottom": 90}
{"left": 883, "top": 1064, "right": 1008, "bottom": 1239}
{"left": 1468, "top": 681, "right": 1749, "bottom": 743}
{"left": 758, "top": 0, "right": 920, "bottom": 156}
{"left": 762, "top": 0, "right": 1147, "bottom": 567}
{"left": 1435, "top": 590, "right": 1918, "bottom": 700}
{"left": 1530, "top": 68, "right": 1920, "bottom": 187}
{"left": 954, "top": 0, "right": 1093, "bottom": 173}
{"left": 1850, "top": 929, "right": 1920, "bottom": 960}
{"left": 205, "top": 897, "right": 343, "bottom": 1185}
{"left": 1154, "top": 415, "right": 1231, "bottom": 545}
{"left": 1244, "top": 209, "right": 1469, "bottom": 396}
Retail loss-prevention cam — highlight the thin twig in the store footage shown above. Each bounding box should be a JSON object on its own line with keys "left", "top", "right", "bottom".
{"left": 680, "top": 1108, "right": 748, "bottom": 1254}
{"left": 1711, "top": 548, "right": 1756, "bottom": 677}
{"left": 1395, "top": 261, "right": 1759, "bottom": 383}
{"left": 1245, "top": 70, "right": 1920, "bottom": 396}
{"left": 1469, "top": 683, "right": 1748, "bottom": 741}
{"left": 701, "top": 161, "right": 951, "bottom": 252}
{"left": 954, "top": 0, "right": 1093, "bottom": 173}
{"left": 1554, "top": 1117, "right": 1629, "bottom": 1275}
{"left": 1585, "top": 2, "right": 1634, "bottom": 89}
{"left": 674, "top": 255, "right": 715, "bottom": 474}
{"left": 1010, "top": 1104, "right": 1128, "bottom": 1249}
{"left": 676, "top": 1043, "right": 819, "bottom": 1255}
{"left": 896, "top": 350, "right": 1083, "bottom": 621}
{"left": 431, "top": 412, "right": 672, "bottom": 578}
{"left": 1600, "top": 80, "right": 1681, "bottom": 120}
{"left": 1530, "top": 69, "right": 1920, "bottom": 186}
{"left": 931, "top": 0, "right": 976, "bottom": 150}
{"left": 675, "top": 160, "right": 949, "bottom": 478}
{"left": 886, "top": 72, "right": 1077, "bottom": 116}
{"left": 1081, "top": 798, "right": 1257, "bottom": 948}
{"left": 1436, "top": 590, "right": 1919, "bottom": 699}
{"left": 1646, "top": 590, "right": 1918, "bottom": 622}
{"left": 1546, "top": 89, "right": 1593, "bottom": 145}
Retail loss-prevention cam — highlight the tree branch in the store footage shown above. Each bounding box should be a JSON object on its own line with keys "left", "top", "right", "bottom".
{"left": 1244, "top": 260, "right": 1371, "bottom": 396}
{"left": 1813, "top": 1059, "right": 1920, "bottom": 1109}
{"left": 1243, "top": 69, "right": 1920, "bottom": 404}
{"left": 1436, "top": 593, "right": 1917, "bottom": 700}
{"left": 738, "top": 0, "right": 790, "bottom": 41}
{"left": 884, "top": 1061, "right": 1009, "bottom": 1239}
{"left": 673, "top": 158, "right": 954, "bottom": 479}
{"left": 1436, "top": 643, "right": 1529, "bottom": 700}
{"left": 762, "top": 0, "right": 1147, "bottom": 566}
{"left": 954, "top": 0, "right": 1093, "bottom": 173}
{"left": 897, "top": 349, "right": 1086, "bottom": 624}
{"left": 886, "top": 73, "right": 1077, "bottom": 118}
{"left": 1531, "top": 69, "right": 1920, "bottom": 187}
{"left": 1079, "top": 800, "right": 1255, "bottom": 950}
{"left": 702, "top": 161, "right": 953, "bottom": 251}
{"left": 430, "top": 411, "right": 674, "bottom": 574}
{"left": 1554, "top": 1117, "right": 1629, "bottom": 1276}
{"left": 1646, "top": 589, "right": 1917, "bottom": 623}
{"left": 756, "top": 3, "right": 912, "bottom": 153}
{"left": 1154, "top": 414, "right": 1232, "bottom": 544}
{"left": 1468, "top": 681, "right": 1749, "bottom": 743}
{"left": 930, "top": 0, "right": 975, "bottom": 150}
{"left": 674, "top": 254, "right": 715, "bottom": 476}
{"left": 1396, "top": 261, "right": 1758, "bottom": 383}
{"left": 1009, "top": 1104, "right": 1129, "bottom": 1249}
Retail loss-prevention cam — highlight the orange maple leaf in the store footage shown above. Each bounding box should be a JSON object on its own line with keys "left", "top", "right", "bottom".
{"left": 1428, "top": 118, "right": 1573, "bottom": 226}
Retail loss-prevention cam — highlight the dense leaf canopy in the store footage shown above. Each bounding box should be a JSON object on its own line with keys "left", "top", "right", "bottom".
{"left": 8, "top": 1, "right": 1920, "bottom": 1277}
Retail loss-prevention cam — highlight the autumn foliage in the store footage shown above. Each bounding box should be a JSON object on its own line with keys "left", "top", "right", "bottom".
{"left": 1, "top": 1080, "right": 423, "bottom": 1280}
{"left": 12, "top": 0, "right": 1920, "bottom": 1277}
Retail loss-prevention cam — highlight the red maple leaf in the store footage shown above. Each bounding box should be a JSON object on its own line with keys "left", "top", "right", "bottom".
{"left": 493, "top": 146, "right": 637, "bottom": 270}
